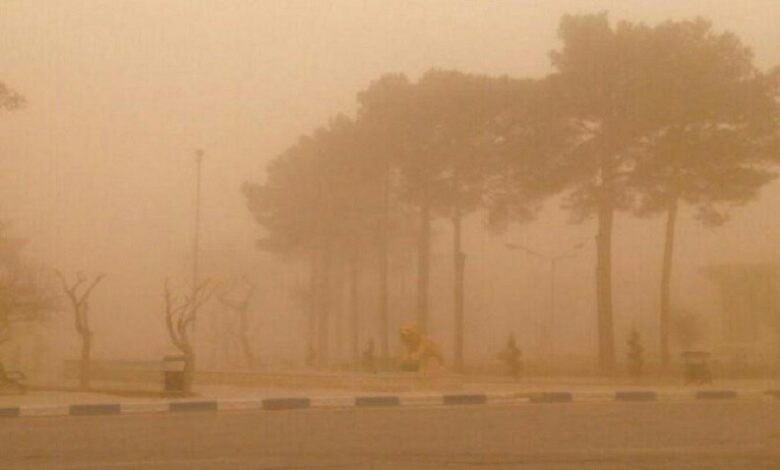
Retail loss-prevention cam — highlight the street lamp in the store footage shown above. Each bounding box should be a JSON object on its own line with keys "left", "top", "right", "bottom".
{"left": 192, "top": 149, "right": 204, "bottom": 327}
{"left": 505, "top": 241, "right": 585, "bottom": 359}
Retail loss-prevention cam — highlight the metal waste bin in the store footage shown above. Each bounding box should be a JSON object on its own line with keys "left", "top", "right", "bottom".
{"left": 162, "top": 354, "right": 187, "bottom": 394}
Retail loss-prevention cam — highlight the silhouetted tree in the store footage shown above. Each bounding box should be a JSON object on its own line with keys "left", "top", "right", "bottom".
{"left": 318, "top": 117, "right": 387, "bottom": 368}
{"left": 483, "top": 77, "right": 574, "bottom": 233}
{"left": 548, "top": 14, "right": 691, "bottom": 374}
{"left": 357, "top": 73, "right": 437, "bottom": 348}
{"left": 0, "top": 88, "right": 30, "bottom": 348}
{"left": 358, "top": 71, "right": 526, "bottom": 370}
{"left": 56, "top": 271, "right": 105, "bottom": 390}
{"left": 0, "top": 264, "right": 53, "bottom": 349}
{"left": 244, "top": 115, "right": 389, "bottom": 368}
{"left": 217, "top": 279, "right": 258, "bottom": 369}
{"left": 164, "top": 279, "right": 215, "bottom": 393}
{"left": 244, "top": 131, "right": 333, "bottom": 365}
{"left": 357, "top": 74, "right": 432, "bottom": 366}
{"left": 410, "top": 70, "right": 521, "bottom": 371}
{"left": 628, "top": 20, "right": 780, "bottom": 367}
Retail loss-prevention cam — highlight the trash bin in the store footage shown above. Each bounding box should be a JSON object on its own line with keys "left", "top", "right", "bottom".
{"left": 162, "top": 354, "right": 187, "bottom": 394}
{"left": 681, "top": 351, "right": 712, "bottom": 384}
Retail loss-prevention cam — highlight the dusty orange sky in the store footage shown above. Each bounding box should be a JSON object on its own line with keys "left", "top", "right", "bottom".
{"left": 1, "top": 1, "right": 779, "bottom": 362}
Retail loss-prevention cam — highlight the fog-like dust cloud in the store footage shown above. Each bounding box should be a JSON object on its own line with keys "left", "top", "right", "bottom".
{"left": 0, "top": 1, "right": 778, "bottom": 378}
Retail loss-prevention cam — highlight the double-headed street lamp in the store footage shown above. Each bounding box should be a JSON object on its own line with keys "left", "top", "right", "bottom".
{"left": 505, "top": 241, "right": 585, "bottom": 359}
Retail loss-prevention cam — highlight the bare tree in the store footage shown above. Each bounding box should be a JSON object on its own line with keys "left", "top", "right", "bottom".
{"left": 164, "top": 278, "right": 215, "bottom": 392}
{"left": 217, "top": 279, "right": 258, "bottom": 370}
{"left": 56, "top": 271, "right": 105, "bottom": 390}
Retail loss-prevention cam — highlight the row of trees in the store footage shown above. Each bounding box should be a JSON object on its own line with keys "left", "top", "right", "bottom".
{"left": 55, "top": 275, "right": 253, "bottom": 392}
{"left": 245, "top": 14, "right": 780, "bottom": 375}
{"left": 0, "top": 86, "right": 44, "bottom": 362}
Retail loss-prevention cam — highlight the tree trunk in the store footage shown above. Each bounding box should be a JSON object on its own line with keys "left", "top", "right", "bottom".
{"left": 316, "top": 245, "right": 332, "bottom": 368}
{"left": 238, "top": 333, "right": 255, "bottom": 370}
{"left": 306, "top": 250, "right": 318, "bottom": 367}
{"left": 238, "top": 306, "right": 256, "bottom": 369}
{"left": 416, "top": 189, "right": 431, "bottom": 334}
{"left": 349, "top": 251, "right": 360, "bottom": 370}
{"left": 595, "top": 161, "right": 616, "bottom": 375}
{"left": 182, "top": 348, "right": 195, "bottom": 394}
{"left": 209, "top": 306, "right": 218, "bottom": 367}
{"left": 659, "top": 197, "right": 679, "bottom": 368}
{"left": 378, "top": 167, "right": 390, "bottom": 368}
{"left": 378, "top": 235, "right": 390, "bottom": 368}
{"left": 452, "top": 206, "right": 466, "bottom": 373}
{"left": 333, "top": 268, "right": 344, "bottom": 368}
{"left": 79, "top": 331, "right": 92, "bottom": 390}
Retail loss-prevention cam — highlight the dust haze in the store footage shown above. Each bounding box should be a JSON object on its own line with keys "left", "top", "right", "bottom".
{"left": 1, "top": 0, "right": 780, "bottom": 379}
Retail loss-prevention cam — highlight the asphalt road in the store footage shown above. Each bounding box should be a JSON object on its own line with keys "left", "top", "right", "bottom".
{"left": 2, "top": 401, "right": 780, "bottom": 469}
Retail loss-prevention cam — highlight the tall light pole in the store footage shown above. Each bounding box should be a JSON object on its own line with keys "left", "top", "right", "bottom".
{"left": 192, "top": 149, "right": 204, "bottom": 326}
{"left": 505, "top": 241, "right": 584, "bottom": 358}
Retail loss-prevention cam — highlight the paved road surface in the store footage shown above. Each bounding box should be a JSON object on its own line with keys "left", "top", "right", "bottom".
{"left": 2, "top": 401, "right": 780, "bottom": 469}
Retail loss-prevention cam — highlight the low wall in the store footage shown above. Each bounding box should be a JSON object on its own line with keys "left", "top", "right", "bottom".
{"left": 63, "top": 360, "right": 162, "bottom": 384}
{"left": 62, "top": 360, "right": 463, "bottom": 391}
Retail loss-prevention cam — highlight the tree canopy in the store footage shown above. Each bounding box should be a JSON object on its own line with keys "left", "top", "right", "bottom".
{"left": 243, "top": 14, "right": 780, "bottom": 373}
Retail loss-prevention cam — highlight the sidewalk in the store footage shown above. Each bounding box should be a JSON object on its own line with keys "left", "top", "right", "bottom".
{"left": 462, "top": 376, "right": 780, "bottom": 394}
{"left": 0, "top": 390, "right": 142, "bottom": 407}
{"left": 0, "top": 380, "right": 378, "bottom": 409}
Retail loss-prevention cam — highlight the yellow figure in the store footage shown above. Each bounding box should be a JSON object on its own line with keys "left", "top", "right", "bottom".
{"left": 399, "top": 325, "right": 444, "bottom": 371}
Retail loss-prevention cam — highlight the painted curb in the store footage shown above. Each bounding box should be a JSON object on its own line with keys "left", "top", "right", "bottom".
{"left": 262, "top": 397, "right": 310, "bottom": 410}
{"left": 216, "top": 398, "right": 263, "bottom": 411}
{"left": 486, "top": 392, "right": 525, "bottom": 404}
{"left": 169, "top": 400, "right": 218, "bottom": 412}
{"left": 70, "top": 403, "right": 121, "bottom": 416}
{"left": 615, "top": 391, "right": 657, "bottom": 402}
{"left": 443, "top": 393, "right": 487, "bottom": 405}
{"left": 20, "top": 404, "right": 69, "bottom": 417}
{"left": 695, "top": 390, "right": 737, "bottom": 400}
{"left": 529, "top": 392, "right": 573, "bottom": 403}
{"left": 400, "top": 394, "right": 443, "bottom": 407}
{"left": 0, "top": 407, "right": 20, "bottom": 417}
{"left": 355, "top": 396, "right": 400, "bottom": 407}
{"left": 1, "top": 388, "right": 777, "bottom": 419}
{"left": 310, "top": 396, "right": 354, "bottom": 408}
{"left": 120, "top": 402, "right": 169, "bottom": 414}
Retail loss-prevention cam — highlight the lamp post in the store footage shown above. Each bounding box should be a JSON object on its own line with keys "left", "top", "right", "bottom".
{"left": 192, "top": 149, "right": 204, "bottom": 327}
{"left": 505, "top": 241, "right": 584, "bottom": 358}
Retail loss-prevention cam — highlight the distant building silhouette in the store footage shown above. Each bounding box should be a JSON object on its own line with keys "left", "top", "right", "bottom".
{"left": 704, "top": 263, "right": 779, "bottom": 363}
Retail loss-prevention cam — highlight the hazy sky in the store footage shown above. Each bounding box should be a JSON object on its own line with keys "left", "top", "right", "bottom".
{"left": 1, "top": 1, "right": 779, "bottom": 361}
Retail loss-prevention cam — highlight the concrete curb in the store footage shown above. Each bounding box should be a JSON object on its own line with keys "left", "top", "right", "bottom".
{"left": 1, "top": 389, "right": 778, "bottom": 418}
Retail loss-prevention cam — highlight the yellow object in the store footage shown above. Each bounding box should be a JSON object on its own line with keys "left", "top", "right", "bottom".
{"left": 399, "top": 325, "right": 444, "bottom": 371}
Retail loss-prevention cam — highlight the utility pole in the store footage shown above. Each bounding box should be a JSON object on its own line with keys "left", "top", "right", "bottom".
{"left": 549, "top": 258, "right": 556, "bottom": 357}
{"left": 192, "top": 149, "right": 204, "bottom": 326}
